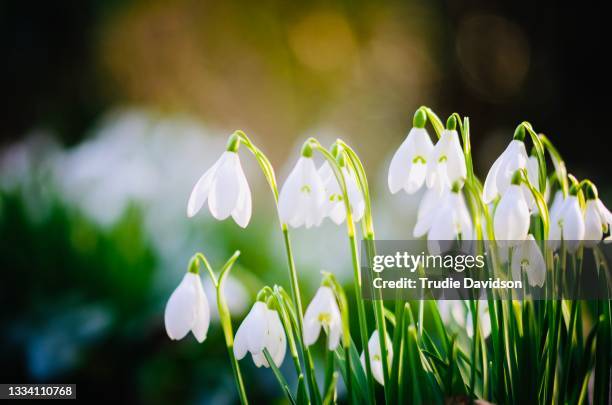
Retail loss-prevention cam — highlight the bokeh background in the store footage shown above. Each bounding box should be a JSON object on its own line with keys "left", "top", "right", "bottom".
{"left": 1, "top": 0, "right": 609, "bottom": 403}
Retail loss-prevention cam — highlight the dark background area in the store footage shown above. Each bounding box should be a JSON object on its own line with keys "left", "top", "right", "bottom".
{"left": 1, "top": 0, "right": 608, "bottom": 182}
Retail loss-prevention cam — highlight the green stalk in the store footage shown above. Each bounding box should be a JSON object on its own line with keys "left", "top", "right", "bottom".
{"left": 336, "top": 139, "right": 392, "bottom": 401}
{"left": 194, "top": 252, "right": 249, "bottom": 405}
{"left": 308, "top": 139, "right": 377, "bottom": 403}
{"left": 233, "top": 131, "right": 319, "bottom": 403}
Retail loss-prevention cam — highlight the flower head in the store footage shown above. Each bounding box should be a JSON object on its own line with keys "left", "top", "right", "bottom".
{"left": 187, "top": 151, "right": 252, "bottom": 228}
{"left": 360, "top": 330, "right": 393, "bottom": 386}
{"left": 483, "top": 140, "right": 528, "bottom": 203}
{"left": 558, "top": 195, "right": 585, "bottom": 253}
{"left": 437, "top": 300, "right": 491, "bottom": 339}
{"left": 303, "top": 286, "right": 343, "bottom": 350}
{"left": 319, "top": 162, "right": 365, "bottom": 225}
{"left": 511, "top": 234, "right": 546, "bottom": 287}
{"left": 493, "top": 184, "right": 530, "bottom": 246}
{"left": 388, "top": 127, "right": 434, "bottom": 194}
{"left": 425, "top": 129, "right": 467, "bottom": 193}
{"left": 414, "top": 187, "right": 473, "bottom": 254}
{"left": 164, "top": 272, "right": 210, "bottom": 343}
{"left": 234, "top": 302, "right": 287, "bottom": 368}
{"left": 278, "top": 156, "right": 326, "bottom": 228}
{"left": 548, "top": 191, "right": 565, "bottom": 251}
{"left": 584, "top": 198, "right": 612, "bottom": 247}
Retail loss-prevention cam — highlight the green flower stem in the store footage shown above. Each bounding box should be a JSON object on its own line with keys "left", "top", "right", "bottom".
{"left": 232, "top": 130, "right": 319, "bottom": 403}
{"left": 194, "top": 251, "right": 249, "bottom": 405}
{"left": 331, "top": 139, "right": 391, "bottom": 401}
{"left": 307, "top": 138, "right": 376, "bottom": 403}
{"left": 321, "top": 272, "right": 353, "bottom": 403}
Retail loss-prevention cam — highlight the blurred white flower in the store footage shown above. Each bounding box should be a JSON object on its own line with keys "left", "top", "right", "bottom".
{"left": 388, "top": 127, "right": 434, "bottom": 194}
{"left": 425, "top": 130, "right": 467, "bottom": 193}
{"left": 437, "top": 300, "right": 491, "bottom": 339}
{"left": 164, "top": 272, "right": 210, "bottom": 343}
{"left": 303, "top": 286, "right": 342, "bottom": 350}
{"left": 414, "top": 188, "right": 473, "bottom": 254}
{"left": 360, "top": 330, "right": 393, "bottom": 386}
{"left": 234, "top": 302, "right": 286, "bottom": 368}
{"left": 187, "top": 151, "right": 252, "bottom": 228}
{"left": 278, "top": 156, "right": 326, "bottom": 228}
{"left": 483, "top": 139, "right": 528, "bottom": 203}
{"left": 318, "top": 162, "right": 364, "bottom": 225}
{"left": 511, "top": 234, "right": 546, "bottom": 287}
{"left": 493, "top": 184, "right": 530, "bottom": 245}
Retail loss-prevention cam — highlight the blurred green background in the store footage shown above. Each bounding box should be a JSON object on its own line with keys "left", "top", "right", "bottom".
{"left": 0, "top": 0, "right": 609, "bottom": 403}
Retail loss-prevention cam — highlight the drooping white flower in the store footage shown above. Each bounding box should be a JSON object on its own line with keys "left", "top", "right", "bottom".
{"left": 437, "top": 300, "right": 491, "bottom": 339}
{"left": 303, "top": 286, "right": 343, "bottom": 350}
{"left": 414, "top": 188, "right": 473, "bottom": 254}
{"left": 584, "top": 198, "right": 612, "bottom": 247}
{"left": 318, "top": 162, "right": 365, "bottom": 225}
{"left": 548, "top": 191, "right": 565, "bottom": 251}
{"left": 164, "top": 272, "right": 210, "bottom": 343}
{"left": 360, "top": 330, "right": 393, "bottom": 386}
{"left": 483, "top": 140, "right": 528, "bottom": 204}
{"left": 388, "top": 127, "right": 434, "bottom": 194}
{"left": 511, "top": 234, "right": 546, "bottom": 287}
{"left": 278, "top": 156, "right": 326, "bottom": 228}
{"left": 234, "top": 302, "right": 287, "bottom": 368}
{"left": 187, "top": 151, "right": 252, "bottom": 228}
{"left": 425, "top": 129, "right": 467, "bottom": 193}
{"left": 493, "top": 184, "right": 530, "bottom": 246}
{"left": 557, "top": 195, "right": 585, "bottom": 253}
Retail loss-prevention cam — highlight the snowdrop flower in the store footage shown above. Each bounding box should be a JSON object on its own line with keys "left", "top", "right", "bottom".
{"left": 425, "top": 121, "right": 467, "bottom": 193}
{"left": 548, "top": 191, "right": 565, "bottom": 251}
{"left": 388, "top": 110, "right": 434, "bottom": 194}
{"left": 583, "top": 183, "right": 612, "bottom": 247}
{"left": 318, "top": 161, "right": 365, "bottom": 225}
{"left": 511, "top": 235, "right": 546, "bottom": 287}
{"left": 557, "top": 193, "right": 585, "bottom": 253}
{"left": 303, "top": 286, "right": 343, "bottom": 350}
{"left": 164, "top": 271, "right": 210, "bottom": 343}
{"left": 278, "top": 149, "right": 326, "bottom": 228}
{"left": 234, "top": 301, "right": 287, "bottom": 368}
{"left": 414, "top": 186, "right": 473, "bottom": 254}
{"left": 187, "top": 144, "right": 252, "bottom": 228}
{"left": 437, "top": 301, "right": 491, "bottom": 339}
{"left": 360, "top": 331, "right": 393, "bottom": 386}
{"left": 483, "top": 139, "right": 528, "bottom": 203}
{"left": 493, "top": 183, "right": 530, "bottom": 246}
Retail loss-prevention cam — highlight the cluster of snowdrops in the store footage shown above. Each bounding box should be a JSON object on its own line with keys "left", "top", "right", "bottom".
{"left": 163, "top": 107, "right": 612, "bottom": 404}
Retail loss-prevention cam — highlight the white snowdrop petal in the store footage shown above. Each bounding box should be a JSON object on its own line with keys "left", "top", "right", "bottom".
{"left": 187, "top": 160, "right": 220, "bottom": 217}
{"left": 208, "top": 152, "right": 242, "bottom": 220}
{"left": 279, "top": 158, "right": 306, "bottom": 224}
{"left": 562, "top": 197, "right": 585, "bottom": 252}
{"left": 191, "top": 276, "right": 211, "bottom": 342}
{"left": 231, "top": 161, "right": 252, "bottom": 228}
{"left": 388, "top": 134, "right": 415, "bottom": 194}
{"left": 164, "top": 273, "right": 199, "bottom": 341}
{"left": 483, "top": 152, "right": 504, "bottom": 203}
{"left": 584, "top": 200, "right": 603, "bottom": 246}
{"left": 494, "top": 185, "right": 530, "bottom": 243}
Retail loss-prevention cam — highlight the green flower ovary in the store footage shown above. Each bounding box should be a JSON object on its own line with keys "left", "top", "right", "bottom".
{"left": 329, "top": 193, "right": 343, "bottom": 202}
